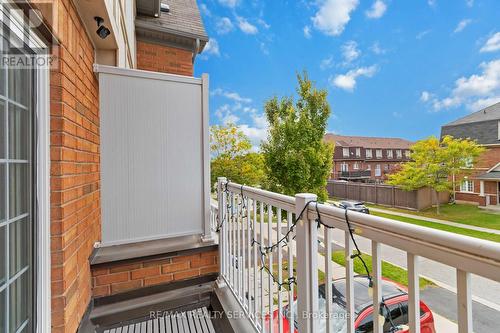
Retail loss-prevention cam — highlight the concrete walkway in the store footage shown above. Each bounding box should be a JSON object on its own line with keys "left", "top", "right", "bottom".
{"left": 369, "top": 206, "right": 500, "bottom": 235}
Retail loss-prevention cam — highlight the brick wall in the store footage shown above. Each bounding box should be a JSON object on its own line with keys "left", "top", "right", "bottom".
{"left": 48, "top": 0, "right": 101, "bottom": 332}
{"left": 91, "top": 250, "right": 219, "bottom": 297}
{"left": 136, "top": 40, "right": 193, "bottom": 76}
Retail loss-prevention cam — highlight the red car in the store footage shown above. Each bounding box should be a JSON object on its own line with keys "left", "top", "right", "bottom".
{"left": 266, "top": 275, "right": 435, "bottom": 333}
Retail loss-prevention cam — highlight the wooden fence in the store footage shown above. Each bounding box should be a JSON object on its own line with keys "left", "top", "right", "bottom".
{"left": 327, "top": 180, "right": 449, "bottom": 210}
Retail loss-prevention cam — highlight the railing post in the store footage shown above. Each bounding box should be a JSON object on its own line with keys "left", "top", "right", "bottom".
{"left": 295, "top": 193, "right": 318, "bottom": 333}
{"left": 216, "top": 177, "right": 227, "bottom": 288}
{"left": 201, "top": 73, "right": 212, "bottom": 243}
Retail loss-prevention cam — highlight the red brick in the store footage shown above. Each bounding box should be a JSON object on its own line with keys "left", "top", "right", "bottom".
{"left": 95, "top": 272, "right": 129, "bottom": 286}
{"left": 130, "top": 266, "right": 160, "bottom": 280}
{"left": 144, "top": 274, "right": 174, "bottom": 286}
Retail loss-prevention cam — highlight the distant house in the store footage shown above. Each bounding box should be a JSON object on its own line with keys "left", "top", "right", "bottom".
{"left": 441, "top": 102, "right": 500, "bottom": 207}
{"left": 323, "top": 134, "right": 413, "bottom": 182}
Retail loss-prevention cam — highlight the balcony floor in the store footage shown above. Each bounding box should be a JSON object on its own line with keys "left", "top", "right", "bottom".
{"left": 100, "top": 307, "right": 216, "bottom": 333}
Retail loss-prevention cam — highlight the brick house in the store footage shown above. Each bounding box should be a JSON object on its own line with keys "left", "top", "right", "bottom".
{"left": 323, "top": 134, "right": 413, "bottom": 182}
{"left": 0, "top": 0, "right": 223, "bottom": 332}
{"left": 441, "top": 102, "right": 500, "bottom": 207}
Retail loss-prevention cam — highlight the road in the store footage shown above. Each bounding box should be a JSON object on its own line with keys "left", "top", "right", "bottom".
{"left": 321, "top": 227, "right": 500, "bottom": 333}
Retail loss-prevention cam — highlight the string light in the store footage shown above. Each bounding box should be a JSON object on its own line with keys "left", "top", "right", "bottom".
{"left": 215, "top": 181, "right": 373, "bottom": 292}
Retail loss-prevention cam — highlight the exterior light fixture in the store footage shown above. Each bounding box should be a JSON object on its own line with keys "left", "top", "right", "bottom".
{"left": 94, "top": 16, "right": 111, "bottom": 39}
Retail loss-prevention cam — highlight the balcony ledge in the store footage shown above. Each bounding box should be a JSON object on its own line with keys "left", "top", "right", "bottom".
{"left": 91, "top": 234, "right": 217, "bottom": 266}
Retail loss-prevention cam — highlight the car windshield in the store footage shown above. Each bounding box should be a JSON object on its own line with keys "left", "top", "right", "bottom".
{"left": 354, "top": 203, "right": 365, "bottom": 208}
{"left": 286, "top": 296, "right": 348, "bottom": 333}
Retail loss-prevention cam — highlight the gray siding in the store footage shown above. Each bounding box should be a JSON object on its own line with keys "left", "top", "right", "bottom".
{"left": 441, "top": 120, "right": 500, "bottom": 145}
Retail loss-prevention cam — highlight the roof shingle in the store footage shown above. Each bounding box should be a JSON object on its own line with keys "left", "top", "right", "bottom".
{"left": 324, "top": 134, "right": 413, "bottom": 149}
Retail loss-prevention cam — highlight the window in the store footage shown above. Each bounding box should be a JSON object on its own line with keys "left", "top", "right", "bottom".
{"left": 342, "top": 148, "right": 349, "bottom": 158}
{"left": 396, "top": 149, "right": 402, "bottom": 158}
{"left": 463, "top": 157, "right": 473, "bottom": 168}
{"left": 384, "top": 164, "right": 390, "bottom": 171}
{"left": 366, "top": 164, "right": 371, "bottom": 170}
{"left": 0, "top": 41, "right": 35, "bottom": 331}
{"left": 375, "top": 164, "right": 381, "bottom": 176}
{"left": 461, "top": 180, "right": 474, "bottom": 192}
{"left": 355, "top": 148, "right": 361, "bottom": 157}
{"left": 376, "top": 149, "right": 382, "bottom": 159}
{"left": 353, "top": 162, "right": 359, "bottom": 170}
{"left": 341, "top": 162, "right": 349, "bottom": 172}
{"left": 405, "top": 150, "right": 411, "bottom": 158}
{"left": 387, "top": 150, "right": 393, "bottom": 159}
{"left": 366, "top": 149, "right": 372, "bottom": 159}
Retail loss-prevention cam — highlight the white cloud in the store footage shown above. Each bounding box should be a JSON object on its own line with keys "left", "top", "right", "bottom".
{"left": 428, "top": 0, "right": 436, "bottom": 7}
{"left": 341, "top": 40, "right": 360, "bottom": 64}
{"left": 320, "top": 56, "right": 334, "bottom": 70}
{"left": 218, "top": 0, "right": 238, "bottom": 8}
{"left": 215, "top": 104, "right": 240, "bottom": 124}
{"left": 425, "top": 59, "right": 500, "bottom": 111}
{"left": 203, "top": 39, "right": 220, "bottom": 56}
{"left": 215, "top": 17, "right": 234, "bottom": 34}
{"left": 212, "top": 88, "right": 252, "bottom": 103}
{"left": 260, "top": 42, "right": 269, "bottom": 55}
{"left": 236, "top": 16, "right": 258, "bottom": 35}
{"left": 365, "top": 0, "right": 387, "bottom": 19}
{"left": 257, "top": 18, "right": 270, "bottom": 29}
{"left": 416, "top": 30, "right": 431, "bottom": 40}
{"left": 312, "top": 0, "right": 359, "bottom": 36}
{"left": 199, "top": 4, "right": 211, "bottom": 17}
{"left": 480, "top": 32, "right": 500, "bottom": 53}
{"left": 330, "top": 65, "right": 378, "bottom": 91}
{"left": 240, "top": 112, "right": 269, "bottom": 150}
{"left": 420, "top": 91, "right": 433, "bottom": 102}
{"left": 453, "top": 19, "right": 472, "bottom": 33}
{"left": 303, "top": 25, "right": 312, "bottom": 39}
{"left": 370, "top": 41, "right": 386, "bottom": 55}
{"left": 466, "top": 0, "right": 474, "bottom": 7}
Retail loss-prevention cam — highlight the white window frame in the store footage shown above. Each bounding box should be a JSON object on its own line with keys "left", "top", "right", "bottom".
{"left": 375, "top": 164, "right": 381, "bottom": 176}
{"left": 353, "top": 162, "right": 359, "bottom": 170}
{"left": 342, "top": 148, "right": 349, "bottom": 158}
{"left": 355, "top": 148, "right": 361, "bottom": 157}
{"left": 366, "top": 149, "right": 372, "bottom": 159}
{"left": 405, "top": 150, "right": 411, "bottom": 158}
{"left": 341, "top": 162, "right": 349, "bottom": 172}
{"left": 376, "top": 149, "right": 382, "bottom": 159}
{"left": 396, "top": 149, "right": 402, "bottom": 158}
{"left": 36, "top": 62, "right": 51, "bottom": 333}
{"left": 2, "top": 7, "right": 51, "bottom": 331}
{"left": 387, "top": 150, "right": 393, "bottom": 159}
{"left": 460, "top": 180, "right": 474, "bottom": 193}
{"left": 366, "top": 164, "right": 371, "bottom": 170}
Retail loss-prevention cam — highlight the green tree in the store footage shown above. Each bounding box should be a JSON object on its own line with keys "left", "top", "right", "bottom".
{"left": 441, "top": 135, "right": 485, "bottom": 202}
{"left": 388, "top": 136, "right": 484, "bottom": 214}
{"left": 210, "top": 123, "right": 265, "bottom": 187}
{"left": 261, "top": 72, "right": 334, "bottom": 201}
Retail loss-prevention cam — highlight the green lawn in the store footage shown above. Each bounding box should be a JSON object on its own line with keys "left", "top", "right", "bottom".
{"left": 272, "top": 252, "right": 433, "bottom": 292}
{"left": 331, "top": 251, "right": 433, "bottom": 289}
{"left": 366, "top": 203, "right": 500, "bottom": 231}
{"left": 372, "top": 211, "right": 500, "bottom": 243}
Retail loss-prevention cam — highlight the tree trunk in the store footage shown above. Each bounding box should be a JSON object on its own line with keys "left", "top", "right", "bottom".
{"left": 435, "top": 189, "right": 440, "bottom": 215}
{"left": 451, "top": 172, "right": 456, "bottom": 203}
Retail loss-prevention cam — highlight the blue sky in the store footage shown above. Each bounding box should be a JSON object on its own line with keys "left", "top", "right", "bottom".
{"left": 193, "top": 0, "right": 500, "bottom": 148}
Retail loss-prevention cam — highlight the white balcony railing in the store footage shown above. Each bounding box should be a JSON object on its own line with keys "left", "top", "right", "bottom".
{"left": 215, "top": 177, "right": 500, "bottom": 333}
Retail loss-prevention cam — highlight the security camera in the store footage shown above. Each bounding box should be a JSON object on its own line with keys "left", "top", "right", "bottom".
{"left": 97, "top": 25, "right": 111, "bottom": 39}
{"left": 94, "top": 16, "right": 110, "bottom": 39}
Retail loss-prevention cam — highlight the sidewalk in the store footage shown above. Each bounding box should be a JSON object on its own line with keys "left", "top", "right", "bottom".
{"left": 369, "top": 206, "right": 500, "bottom": 235}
